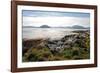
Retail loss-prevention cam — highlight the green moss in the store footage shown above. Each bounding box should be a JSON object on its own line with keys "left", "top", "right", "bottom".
{"left": 22, "top": 31, "right": 90, "bottom": 62}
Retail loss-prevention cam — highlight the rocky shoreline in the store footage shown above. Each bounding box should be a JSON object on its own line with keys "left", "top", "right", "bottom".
{"left": 22, "top": 30, "right": 90, "bottom": 62}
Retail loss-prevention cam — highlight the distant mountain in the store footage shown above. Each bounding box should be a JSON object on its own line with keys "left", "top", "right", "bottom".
{"left": 23, "top": 25, "right": 51, "bottom": 28}
{"left": 86, "top": 27, "right": 90, "bottom": 29}
{"left": 40, "top": 25, "right": 50, "bottom": 28}
{"left": 23, "top": 26, "right": 36, "bottom": 28}
{"left": 23, "top": 25, "right": 89, "bottom": 29}
{"left": 71, "top": 25, "right": 86, "bottom": 29}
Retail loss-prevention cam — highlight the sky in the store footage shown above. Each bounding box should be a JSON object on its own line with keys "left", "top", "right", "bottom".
{"left": 22, "top": 10, "right": 90, "bottom": 27}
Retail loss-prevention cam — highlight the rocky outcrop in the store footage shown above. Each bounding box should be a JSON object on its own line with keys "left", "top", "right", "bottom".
{"left": 22, "top": 30, "right": 89, "bottom": 55}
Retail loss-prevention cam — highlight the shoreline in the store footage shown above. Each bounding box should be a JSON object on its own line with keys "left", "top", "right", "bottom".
{"left": 22, "top": 30, "right": 90, "bottom": 62}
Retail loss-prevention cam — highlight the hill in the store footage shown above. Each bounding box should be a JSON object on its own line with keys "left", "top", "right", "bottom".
{"left": 40, "top": 25, "right": 50, "bottom": 28}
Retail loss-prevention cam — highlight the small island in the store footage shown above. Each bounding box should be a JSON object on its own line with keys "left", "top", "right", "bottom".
{"left": 40, "top": 25, "right": 51, "bottom": 28}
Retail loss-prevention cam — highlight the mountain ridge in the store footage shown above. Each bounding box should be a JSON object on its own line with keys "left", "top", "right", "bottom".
{"left": 23, "top": 25, "right": 89, "bottom": 29}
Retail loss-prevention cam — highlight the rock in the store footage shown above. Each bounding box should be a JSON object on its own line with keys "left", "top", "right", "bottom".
{"left": 63, "top": 45, "right": 71, "bottom": 49}
{"left": 23, "top": 30, "right": 90, "bottom": 55}
{"left": 57, "top": 41, "right": 64, "bottom": 46}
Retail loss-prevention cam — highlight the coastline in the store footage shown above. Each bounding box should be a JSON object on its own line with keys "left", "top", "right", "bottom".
{"left": 22, "top": 30, "right": 90, "bottom": 62}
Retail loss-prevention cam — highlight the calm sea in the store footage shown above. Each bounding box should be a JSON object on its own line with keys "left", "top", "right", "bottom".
{"left": 23, "top": 28, "right": 88, "bottom": 40}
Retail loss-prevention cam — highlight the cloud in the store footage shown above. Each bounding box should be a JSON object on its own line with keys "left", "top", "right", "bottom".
{"left": 23, "top": 10, "right": 90, "bottom": 17}
{"left": 23, "top": 16, "right": 90, "bottom": 27}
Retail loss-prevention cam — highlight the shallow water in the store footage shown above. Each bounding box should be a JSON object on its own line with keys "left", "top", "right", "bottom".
{"left": 23, "top": 28, "right": 88, "bottom": 40}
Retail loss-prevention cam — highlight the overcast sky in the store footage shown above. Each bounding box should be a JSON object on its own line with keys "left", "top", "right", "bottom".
{"left": 22, "top": 10, "right": 90, "bottom": 27}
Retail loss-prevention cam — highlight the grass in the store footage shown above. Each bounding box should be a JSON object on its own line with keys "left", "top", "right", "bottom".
{"left": 22, "top": 31, "right": 90, "bottom": 62}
